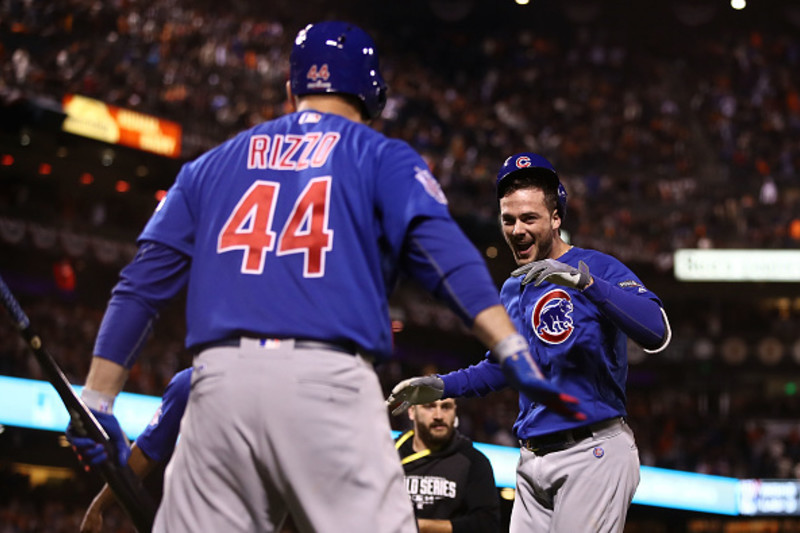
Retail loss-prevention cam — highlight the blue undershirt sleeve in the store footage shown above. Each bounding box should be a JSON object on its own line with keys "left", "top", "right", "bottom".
{"left": 582, "top": 276, "right": 670, "bottom": 352}
{"left": 94, "top": 241, "right": 190, "bottom": 368}
{"left": 135, "top": 368, "right": 191, "bottom": 462}
{"left": 401, "top": 217, "right": 501, "bottom": 327}
{"left": 439, "top": 357, "right": 508, "bottom": 398}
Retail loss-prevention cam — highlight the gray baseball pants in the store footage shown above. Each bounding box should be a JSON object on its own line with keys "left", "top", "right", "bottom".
{"left": 510, "top": 418, "right": 640, "bottom": 532}
{"left": 153, "top": 338, "right": 417, "bottom": 533}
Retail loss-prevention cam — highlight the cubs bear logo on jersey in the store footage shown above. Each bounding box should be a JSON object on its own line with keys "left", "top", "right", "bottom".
{"left": 532, "top": 289, "right": 574, "bottom": 344}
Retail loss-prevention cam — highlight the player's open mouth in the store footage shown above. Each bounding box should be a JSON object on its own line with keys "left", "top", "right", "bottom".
{"left": 515, "top": 242, "right": 534, "bottom": 257}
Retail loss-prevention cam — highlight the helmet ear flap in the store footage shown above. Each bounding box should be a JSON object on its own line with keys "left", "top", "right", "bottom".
{"left": 556, "top": 182, "right": 567, "bottom": 220}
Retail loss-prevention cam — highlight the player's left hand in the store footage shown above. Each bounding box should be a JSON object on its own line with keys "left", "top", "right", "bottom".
{"left": 386, "top": 375, "right": 444, "bottom": 416}
{"left": 512, "top": 259, "right": 592, "bottom": 290}
{"left": 66, "top": 410, "right": 131, "bottom": 470}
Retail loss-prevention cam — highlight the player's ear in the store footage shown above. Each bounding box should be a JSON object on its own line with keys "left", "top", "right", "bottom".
{"left": 551, "top": 209, "right": 562, "bottom": 231}
{"left": 407, "top": 406, "right": 415, "bottom": 422}
{"left": 285, "top": 81, "right": 298, "bottom": 112}
{"left": 454, "top": 416, "right": 459, "bottom": 428}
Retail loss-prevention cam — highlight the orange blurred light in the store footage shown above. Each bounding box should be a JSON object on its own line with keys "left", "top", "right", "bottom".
{"left": 38, "top": 163, "right": 52, "bottom": 175}
{"left": 1, "top": 154, "right": 13, "bottom": 166}
{"left": 79, "top": 173, "right": 94, "bottom": 185}
{"left": 154, "top": 190, "right": 167, "bottom": 201}
{"left": 790, "top": 219, "right": 800, "bottom": 241}
{"left": 115, "top": 180, "right": 131, "bottom": 193}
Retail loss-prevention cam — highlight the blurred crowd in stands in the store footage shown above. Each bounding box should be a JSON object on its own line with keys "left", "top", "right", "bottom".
{"left": 2, "top": 0, "right": 800, "bottom": 529}
{"left": 1, "top": 0, "right": 798, "bottom": 265}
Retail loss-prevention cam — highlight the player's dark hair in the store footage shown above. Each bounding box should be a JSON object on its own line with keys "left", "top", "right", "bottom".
{"left": 497, "top": 168, "right": 560, "bottom": 218}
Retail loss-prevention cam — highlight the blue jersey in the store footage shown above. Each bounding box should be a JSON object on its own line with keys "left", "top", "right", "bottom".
{"left": 135, "top": 110, "right": 495, "bottom": 358}
{"left": 441, "top": 247, "right": 664, "bottom": 439}
{"left": 136, "top": 368, "right": 191, "bottom": 462}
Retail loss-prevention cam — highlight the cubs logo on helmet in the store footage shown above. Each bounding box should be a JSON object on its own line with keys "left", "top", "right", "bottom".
{"left": 496, "top": 152, "right": 568, "bottom": 219}
{"left": 532, "top": 289, "right": 574, "bottom": 344}
{"left": 515, "top": 155, "right": 532, "bottom": 169}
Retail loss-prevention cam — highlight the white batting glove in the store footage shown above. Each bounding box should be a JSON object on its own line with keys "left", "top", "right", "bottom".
{"left": 512, "top": 259, "right": 592, "bottom": 290}
{"left": 386, "top": 375, "right": 444, "bottom": 416}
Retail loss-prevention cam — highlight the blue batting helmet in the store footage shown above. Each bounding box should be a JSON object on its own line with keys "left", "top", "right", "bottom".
{"left": 290, "top": 21, "right": 387, "bottom": 120}
{"left": 496, "top": 152, "right": 567, "bottom": 219}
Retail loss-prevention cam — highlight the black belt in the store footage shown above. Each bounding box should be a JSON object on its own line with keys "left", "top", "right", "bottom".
{"left": 520, "top": 417, "right": 624, "bottom": 455}
{"left": 192, "top": 337, "right": 360, "bottom": 356}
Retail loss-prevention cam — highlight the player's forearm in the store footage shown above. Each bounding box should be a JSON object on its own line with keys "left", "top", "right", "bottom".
{"left": 582, "top": 276, "right": 670, "bottom": 351}
{"left": 403, "top": 217, "right": 502, "bottom": 325}
{"left": 128, "top": 444, "right": 158, "bottom": 478}
{"left": 441, "top": 306, "right": 521, "bottom": 397}
{"left": 94, "top": 241, "right": 189, "bottom": 368}
{"left": 92, "top": 295, "right": 157, "bottom": 369}
{"left": 439, "top": 358, "right": 507, "bottom": 398}
{"left": 84, "top": 357, "right": 129, "bottom": 398}
{"left": 471, "top": 305, "right": 518, "bottom": 349}
{"left": 417, "top": 518, "right": 453, "bottom": 533}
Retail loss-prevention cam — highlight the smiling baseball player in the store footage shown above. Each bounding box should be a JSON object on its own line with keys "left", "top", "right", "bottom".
{"left": 389, "top": 152, "right": 672, "bottom": 532}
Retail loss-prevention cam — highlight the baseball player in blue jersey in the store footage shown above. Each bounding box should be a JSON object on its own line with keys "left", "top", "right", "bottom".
{"left": 388, "top": 153, "right": 672, "bottom": 532}
{"left": 65, "top": 22, "right": 583, "bottom": 533}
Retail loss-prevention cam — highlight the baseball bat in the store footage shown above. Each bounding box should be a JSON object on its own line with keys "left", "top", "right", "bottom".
{"left": 0, "top": 274, "right": 156, "bottom": 533}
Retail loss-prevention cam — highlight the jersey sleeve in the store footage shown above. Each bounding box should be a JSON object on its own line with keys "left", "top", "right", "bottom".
{"left": 373, "top": 139, "right": 501, "bottom": 325}
{"left": 135, "top": 368, "right": 192, "bottom": 462}
{"left": 373, "top": 140, "right": 453, "bottom": 254}
{"left": 591, "top": 253, "right": 662, "bottom": 306}
{"left": 440, "top": 357, "right": 508, "bottom": 398}
{"left": 402, "top": 217, "right": 501, "bottom": 325}
{"left": 582, "top": 252, "right": 670, "bottom": 352}
{"left": 93, "top": 241, "right": 190, "bottom": 368}
{"left": 137, "top": 162, "right": 197, "bottom": 255}
{"left": 438, "top": 276, "right": 526, "bottom": 396}
{"left": 583, "top": 276, "right": 670, "bottom": 352}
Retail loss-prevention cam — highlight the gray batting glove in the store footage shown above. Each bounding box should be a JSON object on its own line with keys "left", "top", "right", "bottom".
{"left": 386, "top": 375, "right": 444, "bottom": 416}
{"left": 512, "top": 259, "right": 592, "bottom": 290}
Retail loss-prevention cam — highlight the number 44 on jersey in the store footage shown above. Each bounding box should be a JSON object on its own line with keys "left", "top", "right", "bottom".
{"left": 217, "top": 177, "right": 333, "bottom": 278}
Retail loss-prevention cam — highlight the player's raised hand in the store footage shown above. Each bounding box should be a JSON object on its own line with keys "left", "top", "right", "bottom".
{"left": 512, "top": 259, "right": 592, "bottom": 290}
{"left": 493, "top": 334, "right": 585, "bottom": 420}
{"left": 386, "top": 375, "right": 444, "bottom": 416}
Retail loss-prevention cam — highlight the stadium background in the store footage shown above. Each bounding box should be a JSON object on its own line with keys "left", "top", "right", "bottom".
{"left": 1, "top": 0, "right": 800, "bottom": 530}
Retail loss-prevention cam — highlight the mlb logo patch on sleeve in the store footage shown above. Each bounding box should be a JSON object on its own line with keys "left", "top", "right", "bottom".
{"left": 414, "top": 166, "right": 448, "bottom": 205}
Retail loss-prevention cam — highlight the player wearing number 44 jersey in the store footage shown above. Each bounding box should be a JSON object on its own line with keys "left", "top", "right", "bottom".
{"left": 65, "top": 21, "right": 582, "bottom": 533}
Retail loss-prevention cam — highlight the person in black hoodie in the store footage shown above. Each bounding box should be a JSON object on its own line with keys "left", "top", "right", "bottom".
{"left": 395, "top": 398, "right": 501, "bottom": 533}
